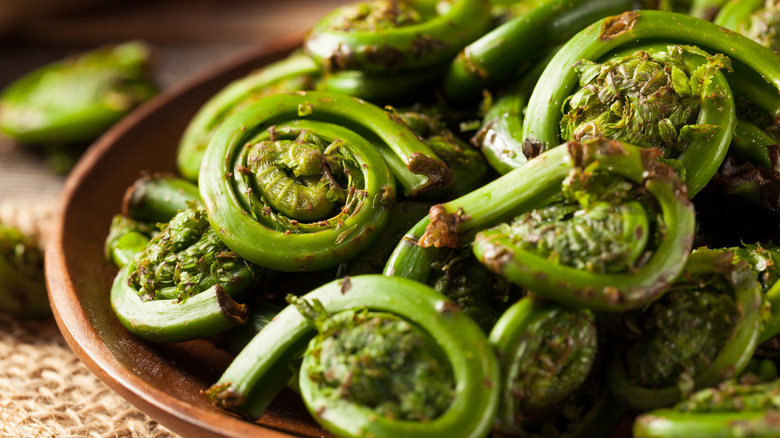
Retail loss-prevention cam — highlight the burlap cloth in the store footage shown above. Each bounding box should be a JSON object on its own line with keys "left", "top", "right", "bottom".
{"left": 0, "top": 314, "right": 177, "bottom": 438}
{"left": 0, "top": 146, "right": 179, "bottom": 437}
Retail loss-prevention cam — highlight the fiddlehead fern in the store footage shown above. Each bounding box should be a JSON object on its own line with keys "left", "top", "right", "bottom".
{"left": 199, "top": 90, "right": 456, "bottom": 271}
{"left": 110, "top": 207, "right": 263, "bottom": 342}
{"left": 0, "top": 41, "right": 156, "bottom": 145}
{"left": 0, "top": 224, "right": 49, "bottom": 318}
{"left": 488, "top": 296, "right": 603, "bottom": 436}
{"left": 634, "top": 378, "right": 780, "bottom": 437}
{"left": 177, "top": 51, "right": 319, "bottom": 181}
{"left": 105, "top": 173, "right": 201, "bottom": 268}
{"left": 386, "top": 138, "right": 695, "bottom": 313}
{"left": 304, "top": 0, "right": 491, "bottom": 74}
{"left": 607, "top": 248, "right": 764, "bottom": 410}
{"left": 471, "top": 139, "right": 695, "bottom": 311}
{"left": 206, "top": 275, "right": 499, "bottom": 438}
{"left": 522, "top": 10, "right": 780, "bottom": 196}
{"left": 121, "top": 172, "right": 201, "bottom": 223}
{"left": 298, "top": 302, "right": 455, "bottom": 423}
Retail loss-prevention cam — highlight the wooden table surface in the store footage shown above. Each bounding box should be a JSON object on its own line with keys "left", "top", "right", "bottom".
{"left": 0, "top": 0, "right": 345, "bottom": 202}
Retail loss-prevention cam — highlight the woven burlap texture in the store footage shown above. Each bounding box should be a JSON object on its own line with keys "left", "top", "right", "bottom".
{"left": 0, "top": 313, "right": 178, "bottom": 438}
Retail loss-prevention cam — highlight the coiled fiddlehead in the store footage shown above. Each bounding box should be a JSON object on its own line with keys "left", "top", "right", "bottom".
{"left": 199, "top": 90, "right": 456, "bottom": 271}
{"left": 177, "top": 51, "right": 319, "bottom": 181}
{"left": 488, "top": 296, "right": 601, "bottom": 435}
{"left": 634, "top": 378, "right": 780, "bottom": 437}
{"left": 386, "top": 138, "right": 694, "bottom": 314}
{"left": 522, "top": 10, "right": 780, "bottom": 196}
{"left": 442, "top": 0, "right": 633, "bottom": 101}
{"left": 304, "top": 0, "right": 491, "bottom": 74}
{"left": 110, "top": 207, "right": 263, "bottom": 342}
{"left": 471, "top": 139, "right": 695, "bottom": 311}
{"left": 608, "top": 248, "right": 764, "bottom": 410}
{"left": 205, "top": 275, "right": 499, "bottom": 438}
{"left": 0, "top": 41, "right": 156, "bottom": 145}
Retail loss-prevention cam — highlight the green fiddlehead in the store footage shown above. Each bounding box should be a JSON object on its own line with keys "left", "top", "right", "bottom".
{"left": 304, "top": 0, "right": 491, "bottom": 74}
{"left": 199, "top": 90, "right": 456, "bottom": 271}
{"left": 385, "top": 138, "right": 695, "bottom": 313}
{"left": 0, "top": 224, "right": 49, "bottom": 318}
{"left": 608, "top": 248, "right": 764, "bottom": 410}
{"left": 110, "top": 207, "right": 263, "bottom": 342}
{"left": 177, "top": 51, "right": 319, "bottom": 181}
{"left": 634, "top": 378, "right": 780, "bottom": 437}
{"left": 298, "top": 303, "right": 455, "bottom": 423}
{"left": 105, "top": 173, "right": 201, "bottom": 268}
{"left": 471, "top": 140, "right": 695, "bottom": 311}
{"left": 522, "top": 10, "right": 780, "bottom": 196}
{"left": 205, "top": 275, "right": 499, "bottom": 438}
{"left": 104, "top": 215, "right": 153, "bottom": 268}
{"left": 0, "top": 41, "right": 156, "bottom": 145}
{"left": 488, "top": 296, "right": 601, "bottom": 436}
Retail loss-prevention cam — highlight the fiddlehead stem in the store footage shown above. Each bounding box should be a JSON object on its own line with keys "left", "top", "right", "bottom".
{"left": 121, "top": 172, "right": 201, "bottom": 223}
{"left": 110, "top": 207, "right": 262, "bottom": 342}
{"left": 442, "top": 0, "right": 634, "bottom": 101}
{"left": 608, "top": 248, "right": 764, "bottom": 410}
{"left": 634, "top": 378, "right": 780, "bottom": 437}
{"left": 177, "top": 51, "right": 319, "bottom": 181}
{"left": 205, "top": 275, "right": 499, "bottom": 438}
{"left": 304, "top": 0, "right": 492, "bottom": 74}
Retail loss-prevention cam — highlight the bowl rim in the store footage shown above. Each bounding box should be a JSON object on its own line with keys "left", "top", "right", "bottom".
{"left": 44, "top": 33, "right": 311, "bottom": 438}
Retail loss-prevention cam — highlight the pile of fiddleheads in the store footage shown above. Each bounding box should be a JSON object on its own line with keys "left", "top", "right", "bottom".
{"left": 103, "top": 1, "right": 780, "bottom": 437}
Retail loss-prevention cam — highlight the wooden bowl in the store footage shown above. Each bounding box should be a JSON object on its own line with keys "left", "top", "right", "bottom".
{"left": 45, "top": 35, "right": 329, "bottom": 438}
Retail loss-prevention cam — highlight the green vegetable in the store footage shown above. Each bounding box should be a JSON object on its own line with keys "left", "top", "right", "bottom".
{"left": 0, "top": 224, "right": 49, "bottom": 318}
{"left": 488, "top": 296, "right": 599, "bottom": 435}
{"left": 522, "top": 10, "right": 780, "bottom": 195}
{"left": 385, "top": 138, "right": 694, "bottom": 312}
{"left": 634, "top": 378, "right": 780, "bottom": 437}
{"left": 205, "top": 275, "right": 499, "bottom": 438}
{"left": 443, "top": 0, "right": 633, "bottom": 101}
{"left": 110, "top": 207, "right": 263, "bottom": 342}
{"left": 0, "top": 41, "right": 156, "bottom": 144}
{"left": 104, "top": 215, "right": 152, "bottom": 268}
{"left": 121, "top": 173, "right": 200, "bottom": 223}
{"left": 608, "top": 248, "right": 763, "bottom": 410}
{"left": 199, "top": 90, "right": 455, "bottom": 271}
{"left": 717, "top": 0, "right": 780, "bottom": 53}
{"left": 304, "top": 0, "right": 491, "bottom": 74}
